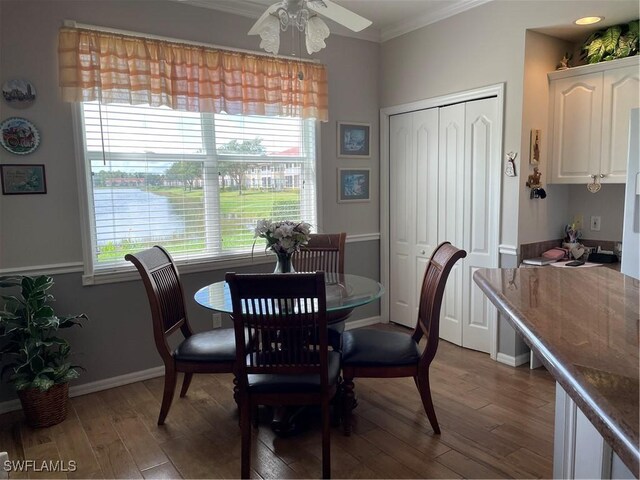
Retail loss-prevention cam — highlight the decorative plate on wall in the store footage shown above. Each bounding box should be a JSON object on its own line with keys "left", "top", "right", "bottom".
{"left": 0, "top": 117, "right": 41, "bottom": 155}
{"left": 2, "top": 79, "right": 37, "bottom": 107}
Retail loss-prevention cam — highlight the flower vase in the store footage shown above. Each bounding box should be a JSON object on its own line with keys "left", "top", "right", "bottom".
{"left": 274, "top": 251, "right": 295, "bottom": 273}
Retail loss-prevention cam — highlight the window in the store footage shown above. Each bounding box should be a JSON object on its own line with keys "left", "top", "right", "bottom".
{"left": 77, "top": 102, "right": 317, "bottom": 277}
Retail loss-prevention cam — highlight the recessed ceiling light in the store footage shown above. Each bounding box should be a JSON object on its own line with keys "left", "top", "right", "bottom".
{"left": 574, "top": 16, "right": 604, "bottom": 25}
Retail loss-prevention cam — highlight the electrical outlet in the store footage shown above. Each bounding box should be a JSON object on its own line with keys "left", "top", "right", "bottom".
{"left": 212, "top": 313, "right": 222, "bottom": 329}
{"left": 590, "top": 216, "right": 601, "bottom": 231}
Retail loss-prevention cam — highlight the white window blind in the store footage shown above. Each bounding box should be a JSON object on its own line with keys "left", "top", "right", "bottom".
{"left": 79, "top": 102, "right": 317, "bottom": 273}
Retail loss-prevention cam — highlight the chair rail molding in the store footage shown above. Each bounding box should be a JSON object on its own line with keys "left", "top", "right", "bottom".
{"left": 0, "top": 262, "right": 84, "bottom": 277}
{"left": 346, "top": 233, "right": 380, "bottom": 243}
{"left": 499, "top": 244, "right": 518, "bottom": 256}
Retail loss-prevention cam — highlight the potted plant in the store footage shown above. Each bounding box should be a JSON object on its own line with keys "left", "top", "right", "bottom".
{"left": 582, "top": 20, "right": 639, "bottom": 64}
{"left": 0, "top": 275, "right": 86, "bottom": 427}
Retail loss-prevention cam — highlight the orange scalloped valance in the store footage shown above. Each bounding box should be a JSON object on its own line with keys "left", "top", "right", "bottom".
{"left": 58, "top": 27, "right": 328, "bottom": 122}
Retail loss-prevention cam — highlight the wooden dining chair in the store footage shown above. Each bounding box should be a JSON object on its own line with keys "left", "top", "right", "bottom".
{"left": 126, "top": 246, "right": 237, "bottom": 425}
{"left": 294, "top": 233, "right": 347, "bottom": 275}
{"left": 295, "top": 232, "right": 347, "bottom": 348}
{"left": 340, "top": 242, "right": 467, "bottom": 436}
{"left": 226, "top": 271, "right": 338, "bottom": 479}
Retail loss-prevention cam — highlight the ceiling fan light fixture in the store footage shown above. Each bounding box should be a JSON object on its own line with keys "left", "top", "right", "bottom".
{"left": 574, "top": 16, "right": 604, "bottom": 25}
{"left": 305, "top": 16, "right": 330, "bottom": 54}
{"left": 249, "top": 0, "right": 372, "bottom": 56}
{"left": 258, "top": 14, "right": 282, "bottom": 54}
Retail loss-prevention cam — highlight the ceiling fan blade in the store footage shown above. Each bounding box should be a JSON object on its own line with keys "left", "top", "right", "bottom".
{"left": 307, "top": 0, "right": 372, "bottom": 32}
{"left": 248, "top": 3, "right": 280, "bottom": 35}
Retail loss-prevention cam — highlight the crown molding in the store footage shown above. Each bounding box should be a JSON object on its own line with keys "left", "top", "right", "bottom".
{"left": 181, "top": 0, "right": 266, "bottom": 19}
{"left": 173, "top": 0, "right": 492, "bottom": 44}
{"left": 380, "top": 0, "right": 493, "bottom": 42}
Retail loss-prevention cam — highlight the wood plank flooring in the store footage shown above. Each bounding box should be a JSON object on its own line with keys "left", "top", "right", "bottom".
{"left": 0, "top": 325, "right": 556, "bottom": 479}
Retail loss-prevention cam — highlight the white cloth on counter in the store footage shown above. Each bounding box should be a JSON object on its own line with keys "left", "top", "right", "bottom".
{"left": 550, "top": 261, "right": 603, "bottom": 268}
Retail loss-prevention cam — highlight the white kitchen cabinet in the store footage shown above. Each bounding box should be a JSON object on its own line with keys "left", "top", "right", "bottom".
{"left": 548, "top": 56, "right": 639, "bottom": 184}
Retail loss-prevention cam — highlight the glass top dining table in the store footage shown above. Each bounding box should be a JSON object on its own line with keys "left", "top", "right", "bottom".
{"left": 194, "top": 273, "right": 384, "bottom": 322}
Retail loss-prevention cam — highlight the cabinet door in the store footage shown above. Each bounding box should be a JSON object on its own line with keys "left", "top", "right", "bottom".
{"left": 550, "top": 73, "right": 603, "bottom": 183}
{"left": 389, "top": 113, "right": 416, "bottom": 328}
{"left": 438, "top": 104, "right": 465, "bottom": 346}
{"left": 413, "top": 109, "right": 439, "bottom": 318}
{"left": 601, "top": 65, "right": 640, "bottom": 183}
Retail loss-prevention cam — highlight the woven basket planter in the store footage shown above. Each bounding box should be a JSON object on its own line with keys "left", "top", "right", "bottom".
{"left": 17, "top": 382, "right": 69, "bottom": 428}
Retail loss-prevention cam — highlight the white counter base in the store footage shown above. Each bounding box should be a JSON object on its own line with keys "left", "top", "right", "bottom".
{"left": 554, "top": 382, "right": 636, "bottom": 479}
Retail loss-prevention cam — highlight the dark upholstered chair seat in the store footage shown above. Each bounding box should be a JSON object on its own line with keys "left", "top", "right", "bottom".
{"left": 342, "top": 329, "right": 420, "bottom": 367}
{"left": 248, "top": 351, "right": 341, "bottom": 393}
{"left": 174, "top": 328, "right": 237, "bottom": 363}
{"left": 340, "top": 242, "right": 467, "bottom": 437}
{"left": 126, "top": 245, "right": 237, "bottom": 425}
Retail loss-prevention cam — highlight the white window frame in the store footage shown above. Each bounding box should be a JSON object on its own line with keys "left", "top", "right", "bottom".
{"left": 72, "top": 104, "right": 323, "bottom": 286}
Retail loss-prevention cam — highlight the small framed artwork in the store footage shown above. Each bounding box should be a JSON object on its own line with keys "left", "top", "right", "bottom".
{"left": 337, "top": 122, "right": 370, "bottom": 158}
{"left": 2, "top": 79, "right": 37, "bottom": 108}
{"left": 338, "top": 168, "right": 370, "bottom": 203}
{"left": 1, "top": 164, "right": 47, "bottom": 194}
{"left": 0, "top": 117, "right": 41, "bottom": 155}
{"left": 530, "top": 129, "right": 541, "bottom": 165}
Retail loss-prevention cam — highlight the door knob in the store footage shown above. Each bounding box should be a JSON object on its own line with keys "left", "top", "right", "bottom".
{"left": 599, "top": 174, "right": 605, "bottom": 178}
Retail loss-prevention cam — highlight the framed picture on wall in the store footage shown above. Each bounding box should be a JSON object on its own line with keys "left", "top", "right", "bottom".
{"left": 1, "top": 164, "right": 47, "bottom": 194}
{"left": 337, "top": 122, "right": 370, "bottom": 158}
{"left": 338, "top": 168, "right": 370, "bottom": 203}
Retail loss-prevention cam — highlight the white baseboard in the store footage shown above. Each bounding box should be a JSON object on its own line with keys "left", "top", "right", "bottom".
{"left": 344, "top": 316, "right": 381, "bottom": 330}
{"left": 0, "top": 366, "right": 165, "bottom": 415}
{"left": 0, "top": 318, "right": 383, "bottom": 415}
{"left": 496, "top": 352, "right": 530, "bottom": 367}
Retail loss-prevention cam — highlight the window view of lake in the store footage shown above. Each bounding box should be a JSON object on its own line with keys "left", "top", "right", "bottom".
{"left": 93, "top": 188, "right": 190, "bottom": 246}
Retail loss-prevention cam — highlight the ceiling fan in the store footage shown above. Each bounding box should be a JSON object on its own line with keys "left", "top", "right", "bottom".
{"left": 248, "top": 0, "right": 372, "bottom": 55}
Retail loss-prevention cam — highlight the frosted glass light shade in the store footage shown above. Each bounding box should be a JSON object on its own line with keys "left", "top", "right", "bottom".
{"left": 305, "top": 17, "right": 330, "bottom": 54}
{"left": 258, "top": 15, "right": 281, "bottom": 54}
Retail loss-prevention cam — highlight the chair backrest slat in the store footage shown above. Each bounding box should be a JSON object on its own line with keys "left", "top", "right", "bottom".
{"left": 227, "top": 272, "right": 328, "bottom": 380}
{"left": 413, "top": 242, "right": 467, "bottom": 364}
{"left": 294, "top": 233, "right": 346, "bottom": 274}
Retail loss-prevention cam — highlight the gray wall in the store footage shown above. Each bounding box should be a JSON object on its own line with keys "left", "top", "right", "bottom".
{"left": 567, "top": 185, "right": 626, "bottom": 242}
{"left": 519, "top": 30, "right": 572, "bottom": 244}
{"left": 379, "top": 0, "right": 638, "bottom": 359}
{"left": 0, "top": 0, "right": 380, "bottom": 402}
{"left": 380, "top": 0, "right": 638, "bottom": 254}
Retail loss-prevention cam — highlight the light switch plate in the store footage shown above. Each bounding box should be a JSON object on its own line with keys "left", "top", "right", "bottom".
{"left": 590, "top": 216, "right": 601, "bottom": 231}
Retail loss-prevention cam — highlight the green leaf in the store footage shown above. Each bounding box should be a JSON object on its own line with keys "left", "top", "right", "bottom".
{"left": 58, "top": 314, "right": 87, "bottom": 328}
{"left": 0, "top": 276, "right": 22, "bottom": 288}
{"left": 33, "top": 276, "right": 54, "bottom": 291}
{"left": 13, "top": 377, "right": 32, "bottom": 391}
{"left": 34, "top": 305, "right": 54, "bottom": 318}
{"left": 30, "top": 355, "right": 45, "bottom": 372}
{"left": 628, "top": 20, "right": 639, "bottom": 35}
{"left": 60, "top": 369, "right": 80, "bottom": 382}
{"left": 32, "top": 376, "right": 55, "bottom": 391}
{"left": 601, "top": 26, "right": 622, "bottom": 53}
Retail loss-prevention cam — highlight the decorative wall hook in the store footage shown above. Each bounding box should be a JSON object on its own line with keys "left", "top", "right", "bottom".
{"left": 526, "top": 167, "right": 546, "bottom": 199}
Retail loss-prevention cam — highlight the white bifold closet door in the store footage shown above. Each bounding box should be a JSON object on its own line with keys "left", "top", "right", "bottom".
{"left": 389, "top": 97, "right": 499, "bottom": 353}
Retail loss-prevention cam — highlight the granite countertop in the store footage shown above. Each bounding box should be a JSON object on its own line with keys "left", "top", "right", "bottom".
{"left": 473, "top": 267, "right": 639, "bottom": 474}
